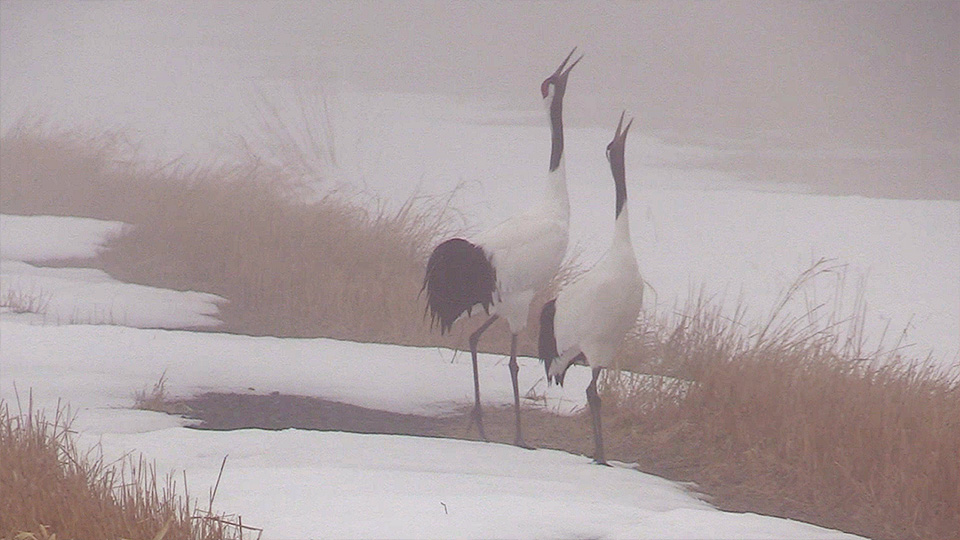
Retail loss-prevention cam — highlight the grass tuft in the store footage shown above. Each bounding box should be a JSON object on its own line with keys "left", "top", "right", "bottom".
{"left": 134, "top": 372, "right": 193, "bottom": 416}
{"left": 0, "top": 288, "right": 51, "bottom": 316}
{"left": 0, "top": 394, "right": 250, "bottom": 540}
{"left": 0, "top": 122, "right": 570, "bottom": 354}
{"left": 601, "top": 260, "right": 959, "bottom": 540}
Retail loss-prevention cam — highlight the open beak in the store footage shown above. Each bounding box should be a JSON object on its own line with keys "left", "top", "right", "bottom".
{"left": 615, "top": 111, "right": 634, "bottom": 142}
{"left": 554, "top": 47, "right": 584, "bottom": 81}
{"left": 543, "top": 47, "right": 583, "bottom": 98}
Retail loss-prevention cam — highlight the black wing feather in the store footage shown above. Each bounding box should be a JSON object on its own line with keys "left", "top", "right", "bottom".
{"left": 537, "top": 298, "right": 580, "bottom": 386}
{"left": 421, "top": 238, "right": 496, "bottom": 334}
{"left": 538, "top": 299, "right": 559, "bottom": 381}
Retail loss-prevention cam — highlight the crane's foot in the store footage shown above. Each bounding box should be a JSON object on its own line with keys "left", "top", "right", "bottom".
{"left": 592, "top": 458, "right": 611, "bottom": 467}
{"left": 468, "top": 405, "right": 489, "bottom": 442}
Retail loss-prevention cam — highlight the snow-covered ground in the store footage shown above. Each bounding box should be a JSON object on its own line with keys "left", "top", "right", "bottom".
{"left": 0, "top": 215, "right": 223, "bottom": 329}
{"left": 0, "top": 215, "right": 864, "bottom": 538}
{"left": 1, "top": 318, "right": 592, "bottom": 427}
{"left": 84, "top": 429, "right": 857, "bottom": 540}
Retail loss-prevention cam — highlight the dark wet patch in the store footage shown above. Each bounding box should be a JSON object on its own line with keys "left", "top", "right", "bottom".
{"left": 172, "top": 392, "right": 602, "bottom": 456}
{"left": 178, "top": 392, "right": 464, "bottom": 438}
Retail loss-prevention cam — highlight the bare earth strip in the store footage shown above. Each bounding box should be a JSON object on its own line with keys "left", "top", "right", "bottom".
{"left": 178, "top": 393, "right": 596, "bottom": 456}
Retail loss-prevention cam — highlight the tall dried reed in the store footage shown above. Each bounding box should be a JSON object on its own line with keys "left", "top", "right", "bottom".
{"left": 0, "top": 394, "right": 250, "bottom": 539}
{"left": 0, "top": 122, "right": 566, "bottom": 353}
{"left": 602, "top": 261, "right": 959, "bottom": 540}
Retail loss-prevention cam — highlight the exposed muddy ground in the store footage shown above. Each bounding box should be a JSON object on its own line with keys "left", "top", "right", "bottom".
{"left": 180, "top": 392, "right": 463, "bottom": 437}
{"left": 175, "top": 392, "right": 613, "bottom": 461}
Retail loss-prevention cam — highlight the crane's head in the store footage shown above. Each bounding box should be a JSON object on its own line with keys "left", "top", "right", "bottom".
{"left": 606, "top": 111, "right": 634, "bottom": 165}
{"left": 606, "top": 111, "right": 634, "bottom": 216}
{"left": 540, "top": 48, "right": 583, "bottom": 106}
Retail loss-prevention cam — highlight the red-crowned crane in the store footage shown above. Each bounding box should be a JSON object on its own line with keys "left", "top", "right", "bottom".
{"left": 538, "top": 112, "right": 643, "bottom": 465}
{"left": 421, "top": 49, "right": 582, "bottom": 447}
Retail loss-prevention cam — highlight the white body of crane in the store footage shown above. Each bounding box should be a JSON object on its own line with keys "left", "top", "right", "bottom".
{"left": 472, "top": 170, "right": 570, "bottom": 333}
{"left": 539, "top": 113, "right": 643, "bottom": 464}
{"left": 549, "top": 206, "right": 642, "bottom": 377}
{"left": 422, "top": 49, "right": 582, "bottom": 446}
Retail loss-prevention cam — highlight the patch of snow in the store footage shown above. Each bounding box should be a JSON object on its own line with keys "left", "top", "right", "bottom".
{"left": 0, "top": 321, "right": 588, "bottom": 427}
{"left": 78, "top": 428, "right": 861, "bottom": 540}
{"left": 1, "top": 214, "right": 223, "bottom": 329}
{"left": 0, "top": 260, "right": 222, "bottom": 328}
{"left": 0, "top": 214, "right": 125, "bottom": 262}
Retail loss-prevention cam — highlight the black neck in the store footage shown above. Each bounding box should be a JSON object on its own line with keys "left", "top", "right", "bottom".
{"left": 549, "top": 93, "right": 565, "bottom": 172}
{"left": 610, "top": 147, "right": 627, "bottom": 217}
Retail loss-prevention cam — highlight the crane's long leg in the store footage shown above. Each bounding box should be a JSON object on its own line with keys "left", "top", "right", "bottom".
{"left": 508, "top": 333, "right": 532, "bottom": 449}
{"left": 586, "top": 367, "right": 609, "bottom": 466}
{"left": 468, "top": 315, "right": 499, "bottom": 441}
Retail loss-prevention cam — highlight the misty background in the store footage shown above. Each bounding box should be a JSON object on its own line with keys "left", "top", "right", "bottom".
{"left": 1, "top": 0, "right": 958, "bottom": 199}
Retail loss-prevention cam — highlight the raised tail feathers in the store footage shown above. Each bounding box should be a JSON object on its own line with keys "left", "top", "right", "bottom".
{"left": 421, "top": 238, "right": 496, "bottom": 334}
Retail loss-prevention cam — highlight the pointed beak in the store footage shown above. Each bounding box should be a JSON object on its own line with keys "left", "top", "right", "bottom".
{"left": 559, "top": 56, "right": 583, "bottom": 84}
{"left": 553, "top": 47, "right": 584, "bottom": 81}
{"left": 615, "top": 111, "right": 634, "bottom": 142}
{"left": 553, "top": 47, "right": 578, "bottom": 77}
{"left": 543, "top": 48, "right": 583, "bottom": 98}
{"left": 563, "top": 53, "right": 583, "bottom": 76}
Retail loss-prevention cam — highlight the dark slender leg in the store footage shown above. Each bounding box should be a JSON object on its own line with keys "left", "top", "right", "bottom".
{"left": 508, "top": 333, "right": 531, "bottom": 448}
{"left": 468, "top": 315, "right": 499, "bottom": 441}
{"left": 586, "top": 367, "right": 609, "bottom": 465}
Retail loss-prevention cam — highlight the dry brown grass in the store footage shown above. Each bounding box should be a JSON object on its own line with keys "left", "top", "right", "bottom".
{"left": 135, "top": 372, "right": 194, "bottom": 417}
{"left": 601, "top": 262, "right": 960, "bottom": 540}
{"left": 0, "top": 123, "right": 565, "bottom": 354}
{"left": 0, "top": 289, "right": 51, "bottom": 316}
{"left": 0, "top": 394, "right": 252, "bottom": 540}
{"left": 0, "top": 120, "right": 159, "bottom": 223}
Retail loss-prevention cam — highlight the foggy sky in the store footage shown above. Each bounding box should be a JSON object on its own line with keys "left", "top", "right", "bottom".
{"left": 2, "top": 1, "right": 958, "bottom": 198}
{"left": 176, "top": 1, "right": 958, "bottom": 144}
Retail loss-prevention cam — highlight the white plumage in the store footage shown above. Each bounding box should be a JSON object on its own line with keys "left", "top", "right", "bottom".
{"left": 539, "top": 112, "right": 643, "bottom": 464}
{"left": 473, "top": 197, "right": 569, "bottom": 331}
{"left": 550, "top": 209, "right": 642, "bottom": 377}
{"left": 422, "top": 49, "right": 582, "bottom": 446}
